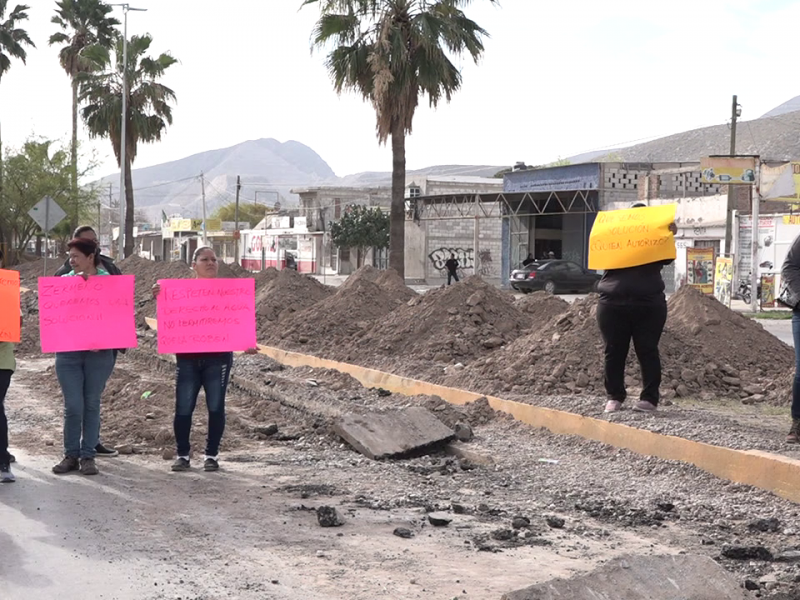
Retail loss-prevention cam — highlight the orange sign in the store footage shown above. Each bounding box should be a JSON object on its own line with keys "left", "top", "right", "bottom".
{"left": 0, "top": 269, "right": 21, "bottom": 342}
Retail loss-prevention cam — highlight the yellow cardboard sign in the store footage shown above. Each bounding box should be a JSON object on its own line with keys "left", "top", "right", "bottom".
{"left": 588, "top": 204, "right": 676, "bottom": 270}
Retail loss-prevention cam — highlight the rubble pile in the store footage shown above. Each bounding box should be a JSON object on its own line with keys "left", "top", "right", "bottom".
{"left": 262, "top": 276, "right": 402, "bottom": 359}
{"left": 514, "top": 291, "right": 569, "bottom": 333}
{"left": 10, "top": 256, "right": 49, "bottom": 287}
{"left": 17, "top": 290, "right": 41, "bottom": 356}
{"left": 117, "top": 255, "right": 194, "bottom": 302}
{"left": 255, "top": 269, "right": 334, "bottom": 331}
{"left": 375, "top": 268, "right": 418, "bottom": 303}
{"left": 352, "top": 276, "right": 532, "bottom": 377}
{"left": 455, "top": 290, "right": 789, "bottom": 404}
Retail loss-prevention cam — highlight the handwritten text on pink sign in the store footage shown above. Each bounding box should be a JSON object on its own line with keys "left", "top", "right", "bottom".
{"left": 38, "top": 275, "right": 137, "bottom": 353}
{"left": 156, "top": 278, "right": 256, "bottom": 354}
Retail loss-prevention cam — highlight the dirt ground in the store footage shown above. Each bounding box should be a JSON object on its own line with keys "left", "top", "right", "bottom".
{"left": 4, "top": 346, "right": 800, "bottom": 599}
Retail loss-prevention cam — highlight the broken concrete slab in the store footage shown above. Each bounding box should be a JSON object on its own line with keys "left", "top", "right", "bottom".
{"left": 334, "top": 406, "right": 454, "bottom": 460}
{"left": 501, "top": 554, "right": 748, "bottom": 600}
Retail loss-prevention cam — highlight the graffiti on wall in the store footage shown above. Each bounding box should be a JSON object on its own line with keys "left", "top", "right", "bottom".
{"left": 428, "top": 247, "right": 497, "bottom": 277}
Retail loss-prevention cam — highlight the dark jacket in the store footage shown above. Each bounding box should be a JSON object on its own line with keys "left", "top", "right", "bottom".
{"left": 597, "top": 259, "right": 672, "bottom": 306}
{"left": 781, "top": 235, "right": 800, "bottom": 310}
{"left": 54, "top": 254, "right": 122, "bottom": 277}
{"left": 444, "top": 258, "right": 459, "bottom": 273}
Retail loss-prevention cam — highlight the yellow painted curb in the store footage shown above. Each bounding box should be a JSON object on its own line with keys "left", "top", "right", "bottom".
{"left": 143, "top": 317, "right": 800, "bottom": 504}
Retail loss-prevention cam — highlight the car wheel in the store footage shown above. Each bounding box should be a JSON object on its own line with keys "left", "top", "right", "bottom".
{"left": 544, "top": 281, "right": 556, "bottom": 295}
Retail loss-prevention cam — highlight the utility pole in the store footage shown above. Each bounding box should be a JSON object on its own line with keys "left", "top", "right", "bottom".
{"left": 724, "top": 95, "right": 741, "bottom": 256}
{"left": 234, "top": 175, "right": 241, "bottom": 264}
{"left": 110, "top": 3, "right": 147, "bottom": 259}
{"left": 751, "top": 160, "right": 760, "bottom": 314}
{"left": 200, "top": 171, "right": 207, "bottom": 246}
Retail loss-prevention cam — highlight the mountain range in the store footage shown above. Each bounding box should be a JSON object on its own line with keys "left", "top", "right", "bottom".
{"left": 98, "top": 138, "right": 505, "bottom": 222}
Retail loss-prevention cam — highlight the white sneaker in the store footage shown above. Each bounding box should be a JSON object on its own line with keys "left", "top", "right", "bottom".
{"left": 0, "top": 463, "right": 15, "bottom": 483}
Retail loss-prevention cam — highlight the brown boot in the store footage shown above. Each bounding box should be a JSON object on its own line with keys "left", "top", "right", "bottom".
{"left": 787, "top": 419, "right": 800, "bottom": 444}
{"left": 52, "top": 456, "right": 80, "bottom": 474}
{"left": 80, "top": 458, "right": 99, "bottom": 476}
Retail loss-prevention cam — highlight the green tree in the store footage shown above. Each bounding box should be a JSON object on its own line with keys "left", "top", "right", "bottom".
{"left": 212, "top": 201, "right": 275, "bottom": 229}
{"left": 0, "top": 139, "right": 100, "bottom": 262}
{"left": 0, "top": 1, "right": 35, "bottom": 210}
{"left": 78, "top": 33, "right": 177, "bottom": 257}
{"left": 304, "top": 0, "right": 495, "bottom": 278}
{"left": 49, "top": 0, "right": 120, "bottom": 232}
{"left": 329, "top": 204, "right": 389, "bottom": 268}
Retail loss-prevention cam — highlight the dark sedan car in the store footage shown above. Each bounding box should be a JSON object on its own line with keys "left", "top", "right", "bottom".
{"left": 509, "top": 260, "right": 601, "bottom": 294}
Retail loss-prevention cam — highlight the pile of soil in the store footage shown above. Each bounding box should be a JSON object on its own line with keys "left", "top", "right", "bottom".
{"left": 351, "top": 276, "right": 531, "bottom": 378}
{"left": 18, "top": 290, "right": 41, "bottom": 356}
{"left": 375, "top": 268, "right": 417, "bottom": 303}
{"left": 117, "top": 255, "right": 193, "bottom": 302}
{"left": 454, "top": 290, "right": 788, "bottom": 403}
{"left": 263, "top": 276, "right": 402, "bottom": 359}
{"left": 514, "top": 292, "right": 569, "bottom": 333}
{"left": 10, "top": 257, "right": 53, "bottom": 287}
{"left": 255, "top": 269, "right": 334, "bottom": 330}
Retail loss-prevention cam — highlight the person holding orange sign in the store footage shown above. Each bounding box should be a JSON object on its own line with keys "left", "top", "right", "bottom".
{"left": 596, "top": 203, "right": 677, "bottom": 414}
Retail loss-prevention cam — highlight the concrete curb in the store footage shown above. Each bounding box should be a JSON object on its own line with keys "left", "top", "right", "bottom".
{"left": 144, "top": 317, "right": 800, "bottom": 504}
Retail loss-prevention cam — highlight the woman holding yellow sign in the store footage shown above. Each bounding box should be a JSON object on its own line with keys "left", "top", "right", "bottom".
{"left": 592, "top": 203, "right": 677, "bottom": 414}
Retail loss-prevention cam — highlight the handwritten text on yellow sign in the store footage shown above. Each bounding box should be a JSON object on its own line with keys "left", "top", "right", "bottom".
{"left": 588, "top": 204, "right": 677, "bottom": 270}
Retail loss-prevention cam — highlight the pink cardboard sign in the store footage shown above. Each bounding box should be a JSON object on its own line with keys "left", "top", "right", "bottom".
{"left": 156, "top": 278, "right": 256, "bottom": 354}
{"left": 38, "top": 275, "right": 137, "bottom": 353}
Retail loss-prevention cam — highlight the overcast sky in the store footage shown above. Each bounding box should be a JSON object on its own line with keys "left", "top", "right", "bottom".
{"left": 3, "top": 0, "right": 799, "bottom": 186}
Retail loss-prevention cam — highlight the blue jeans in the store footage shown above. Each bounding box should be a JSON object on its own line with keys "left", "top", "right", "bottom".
{"left": 793, "top": 314, "right": 800, "bottom": 419}
{"left": 55, "top": 351, "right": 115, "bottom": 459}
{"left": 174, "top": 353, "right": 233, "bottom": 457}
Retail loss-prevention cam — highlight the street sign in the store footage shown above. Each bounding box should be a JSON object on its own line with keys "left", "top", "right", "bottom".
{"left": 28, "top": 196, "right": 67, "bottom": 232}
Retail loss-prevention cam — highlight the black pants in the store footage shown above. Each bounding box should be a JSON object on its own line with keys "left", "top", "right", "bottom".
{"left": 0, "top": 370, "right": 11, "bottom": 464}
{"left": 447, "top": 270, "right": 459, "bottom": 285}
{"left": 596, "top": 302, "right": 667, "bottom": 404}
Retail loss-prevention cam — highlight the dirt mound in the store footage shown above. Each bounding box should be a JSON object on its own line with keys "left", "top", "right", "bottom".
{"left": 217, "top": 261, "right": 244, "bottom": 279}
{"left": 226, "top": 263, "right": 252, "bottom": 278}
{"left": 375, "top": 268, "right": 417, "bottom": 302}
{"left": 117, "top": 255, "right": 193, "bottom": 301}
{"left": 256, "top": 269, "right": 334, "bottom": 330}
{"left": 340, "top": 265, "right": 381, "bottom": 291}
{"left": 10, "top": 257, "right": 55, "bottom": 287}
{"left": 515, "top": 292, "right": 569, "bottom": 332}
{"left": 667, "top": 285, "right": 793, "bottom": 378}
{"left": 253, "top": 267, "right": 280, "bottom": 290}
{"left": 455, "top": 292, "right": 788, "bottom": 403}
{"left": 351, "top": 276, "right": 531, "bottom": 377}
{"left": 263, "top": 277, "right": 402, "bottom": 358}
{"left": 17, "top": 290, "right": 41, "bottom": 356}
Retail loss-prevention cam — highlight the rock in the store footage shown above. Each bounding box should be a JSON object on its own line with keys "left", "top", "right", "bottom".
{"left": 676, "top": 384, "right": 690, "bottom": 398}
{"left": 297, "top": 336, "right": 309, "bottom": 344}
{"left": 161, "top": 447, "right": 175, "bottom": 461}
{"left": 451, "top": 503, "right": 467, "bottom": 514}
{"left": 744, "top": 579, "right": 760, "bottom": 591}
{"left": 306, "top": 379, "right": 319, "bottom": 387}
{"left": 453, "top": 362, "right": 465, "bottom": 371}
{"left": 376, "top": 388, "right": 392, "bottom": 397}
{"left": 742, "top": 394, "right": 766, "bottom": 405}
{"left": 748, "top": 518, "right": 780, "bottom": 533}
{"left": 546, "top": 516, "right": 566, "bottom": 529}
{"left": 316, "top": 506, "right": 344, "bottom": 527}
{"left": 656, "top": 502, "right": 675, "bottom": 513}
{"left": 721, "top": 545, "right": 773, "bottom": 561}
{"left": 433, "top": 352, "right": 450, "bottom": 363}
{"left": 681, "top": 369, "right": 697, "bottom": 382}
{"left": 255, "top": 423, "right": 279, "bottom": 436}
{"left": 722, "top": 377, "right": 741, "bottom": 387}
{"left": 145, "top": 413, "right": 156, "bottom": 420}
{"left": 743, "top": 384, "right": 765, "bottom": 395}
{"left": 466, "top": 291, "right": 486, "bottom": 307}
{"left": 721, "top": 364, "right": 739, "bottom": 377}
{"left": 482, "top": 337, "right": 504, "bottom": 349}
{"left": 447, "top": 307, "right": 459, "bottom": 315}
{"left": 116, "top": 444, "right": 134, "bottom": 455}
{"left": 491, "top": 529, "right": 514, "bottom": 541}
{"left": 551, "top": 364, "right": 567, "bottom": 379}
{"left": 393, "top": 527, "right": 414, "bottom": 539}
{"left": 428, "top": 514, "right": 452, "bottom": 527}
{"left": 775, "top": 550, "right": 800, "bottom": 563}
{"left": 45, "top": 439, "right": 55, "bottom": 446}
{"left": 454, "top": 422, "right": 474, "bottom": 442}
{"left": 512, "top": 516, "right": 531, "bottom": 530}
{"left": 575, "top": 372, "right": 590, "bottom": 388}
{"left": 154, "top": 428, "right": 173, "bottom": 445}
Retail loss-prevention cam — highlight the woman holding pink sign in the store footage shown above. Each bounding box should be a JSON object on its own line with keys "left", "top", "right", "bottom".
{"left": 152, "top": 246, "right": 257, "bottom": 473}
{"left": 52, "top": 238, "right": 115, "bottom": 477}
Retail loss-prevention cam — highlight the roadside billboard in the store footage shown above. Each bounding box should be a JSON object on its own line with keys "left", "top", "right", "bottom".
{"left": 700, "top": 157, "right": 756, "bottom": 185}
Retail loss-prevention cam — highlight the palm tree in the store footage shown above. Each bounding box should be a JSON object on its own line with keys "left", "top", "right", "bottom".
{"left": 79, "top": 34, "right": 177, "bottom": 257}
{"left": 304, "top": 0, "right": 495, "bottom": 278}
{"left": 49, "top": 0, "right": 120, "bottom": 231}
{"left": 0, "top": 1, "right": 35, "bottom": 214}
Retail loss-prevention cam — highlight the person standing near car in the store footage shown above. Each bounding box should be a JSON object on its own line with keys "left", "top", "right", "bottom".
{"left": 444, "top": 253, "right": 460, "bottom": 285}
{"left": 522, "top": 253, "right": 535, "bottom": 267}
{"left": 54, "top": 225, "right": 121, "bottom": 458}
{"left": 596, "top": 203, "right": 678, "bottom": 414}
{"left": 780, "top": 233, "right": 800, "bottom": 443}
